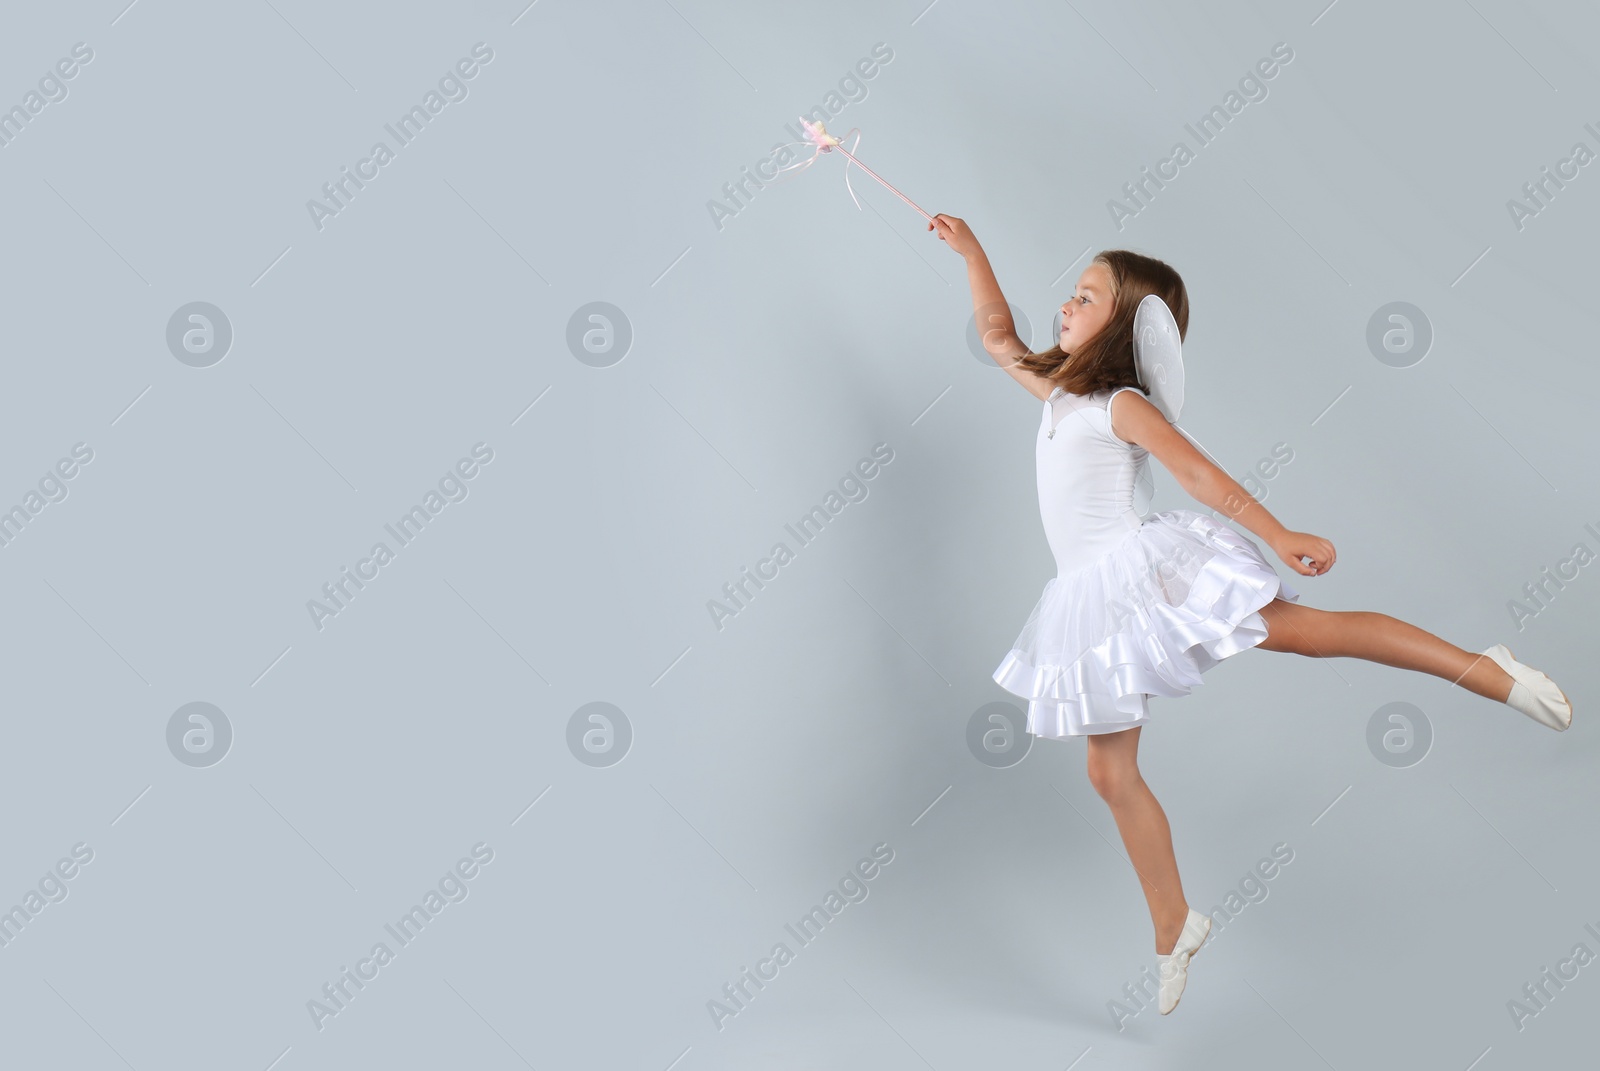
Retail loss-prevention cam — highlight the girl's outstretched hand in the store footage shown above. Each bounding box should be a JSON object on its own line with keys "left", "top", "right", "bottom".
{"left": 1273, "top": 531, "right": 1336, "bottom": 576}
{"left": 929, "top": 213, "right": 979, "bottom": 259}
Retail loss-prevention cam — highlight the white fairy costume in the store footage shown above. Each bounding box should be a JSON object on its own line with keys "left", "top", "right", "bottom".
{"left": 992, "top": 296, "right": 1300, "bottom": 737}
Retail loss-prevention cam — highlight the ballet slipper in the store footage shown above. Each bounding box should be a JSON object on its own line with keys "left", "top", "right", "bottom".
{"left": 1157, "top": 907, "right": 1212, "bottom": 1015}
{"left": 1481, "top": 644, "right": 1572, "bottom": 732}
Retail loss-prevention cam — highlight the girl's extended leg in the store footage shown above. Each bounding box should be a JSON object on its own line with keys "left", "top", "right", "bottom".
{"left": 1084, "top": 598, "right": 1518, "bottom": 958}
{"left": 1084, "top": 726, "right": 1192, "bottom": 955}
{"left": 1253, "top": 596, "right": 1515, "bottom": 701}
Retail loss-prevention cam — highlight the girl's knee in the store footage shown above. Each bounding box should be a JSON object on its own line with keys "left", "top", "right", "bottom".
{"left": 1086, "top": 754, "right": 1139, "bottom": 802}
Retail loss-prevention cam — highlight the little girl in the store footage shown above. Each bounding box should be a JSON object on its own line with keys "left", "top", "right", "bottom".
{"left": 930, "top": 213, "right": 1575, "bottom": 1015}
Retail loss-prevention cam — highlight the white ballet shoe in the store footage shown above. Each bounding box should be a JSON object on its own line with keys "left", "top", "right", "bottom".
{"left": 1157, "top": 907, "right": 1212, "bottom": 1015}
{"left": 1481, "top": 644, "right": 1572, "bottom": 731}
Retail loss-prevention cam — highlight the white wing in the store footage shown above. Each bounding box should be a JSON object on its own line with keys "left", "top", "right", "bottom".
{"left": 1132, "top": 294, "right": 1184, "bottom": 423}
{"left": 1129, "top": 295, "right": 1185, "bottom": 518}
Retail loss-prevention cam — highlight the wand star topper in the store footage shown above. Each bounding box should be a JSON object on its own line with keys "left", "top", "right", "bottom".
{"left": 769, "top": 117, "right": 935, "bottom": 224}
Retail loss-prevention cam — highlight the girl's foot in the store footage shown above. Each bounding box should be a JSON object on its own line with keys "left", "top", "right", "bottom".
{"left": 1157, "top": 907, "right": 1212, "bottom": 1014}
{"left": 1481, "top": 645, "right": 1573, "bottom": 731}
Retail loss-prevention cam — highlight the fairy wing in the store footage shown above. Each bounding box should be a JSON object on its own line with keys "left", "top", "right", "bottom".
{"left": 1129, "top": 295, "right": 1185, "bottom": 518}
{"left": 1132, "top": 294, "right": 1184, "bottom": 423}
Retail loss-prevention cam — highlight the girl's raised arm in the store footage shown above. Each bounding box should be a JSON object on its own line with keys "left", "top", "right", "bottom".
{"left": 930, "top": 214, "right": 1058, "bottom": 402}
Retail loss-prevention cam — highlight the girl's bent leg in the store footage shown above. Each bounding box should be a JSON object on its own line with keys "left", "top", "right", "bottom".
{"left": 1254, "top": 596, "right": 1514, "bottom": 702}
{"left": 1084, "top": 726, "right": 1191, "bottom": 955}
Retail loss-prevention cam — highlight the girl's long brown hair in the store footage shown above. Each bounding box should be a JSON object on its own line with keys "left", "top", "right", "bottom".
{"left": 1016, "top": 249, "right": 1190, "bottom": 397}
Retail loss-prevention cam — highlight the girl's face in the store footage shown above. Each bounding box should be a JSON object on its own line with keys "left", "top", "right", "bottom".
{"left": 1058, "top": 261, "right": 1114, "bottom": 352}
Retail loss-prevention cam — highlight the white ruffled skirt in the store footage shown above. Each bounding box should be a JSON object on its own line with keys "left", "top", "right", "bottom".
{"left": 992, "top": 509, "right": 1300, "bottom": 738}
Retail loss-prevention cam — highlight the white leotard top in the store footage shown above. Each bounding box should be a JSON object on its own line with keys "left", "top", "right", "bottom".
{"left": 1037, "top": 386, "right": 1151, "bottom": 578}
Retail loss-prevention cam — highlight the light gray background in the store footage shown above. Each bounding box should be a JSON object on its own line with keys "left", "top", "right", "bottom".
{"left": 1, "top": 0, "right": 1596, "bottom": 1068}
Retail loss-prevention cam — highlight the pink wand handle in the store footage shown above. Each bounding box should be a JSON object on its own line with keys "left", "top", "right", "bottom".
{"left": 827, "top": 143, "right": 934, "bottom": 223}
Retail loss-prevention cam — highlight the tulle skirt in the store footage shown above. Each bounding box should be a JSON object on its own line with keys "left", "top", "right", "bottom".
{"left": 992, "top": 509, "right": 1300, "bottom": 738}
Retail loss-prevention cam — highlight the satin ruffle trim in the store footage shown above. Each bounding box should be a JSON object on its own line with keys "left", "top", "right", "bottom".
{"left": 993, "top": 510, "right": 1301, "bottom": 738}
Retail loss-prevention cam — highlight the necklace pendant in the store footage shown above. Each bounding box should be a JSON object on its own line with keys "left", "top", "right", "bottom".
{"left": 1047, "top": 428, "right": 1055, "bottom": 439}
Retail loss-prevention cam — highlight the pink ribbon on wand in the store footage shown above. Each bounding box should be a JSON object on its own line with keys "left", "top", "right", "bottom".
{"left": 771, "top": 118, "right": 935, "bottom": 224}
